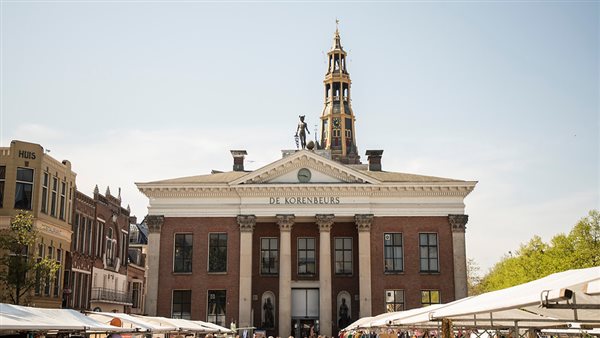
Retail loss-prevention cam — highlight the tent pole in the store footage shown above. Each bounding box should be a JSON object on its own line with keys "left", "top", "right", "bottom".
{"left": 442, "top": 318, "right": 452, "bottom": 338}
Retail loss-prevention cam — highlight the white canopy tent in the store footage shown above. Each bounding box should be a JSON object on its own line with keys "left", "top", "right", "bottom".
{"left": 192, "top": 320, "right": 234, "bottom": 333}
{"left": 431, "top": 267, "right": 600, "bottom": 325}
{"left": 0, "top": 303, "right": 129, "bottom": 332}
{"left": 134, "top": 315, "right": 221, "bottom": 333}
{"left": 87, "top": 312, "right": 177, "bottom": 333}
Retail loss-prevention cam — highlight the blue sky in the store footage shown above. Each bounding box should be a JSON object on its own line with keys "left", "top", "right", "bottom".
{"left": 1, "top": 1, "right": 598, "bottom": 272}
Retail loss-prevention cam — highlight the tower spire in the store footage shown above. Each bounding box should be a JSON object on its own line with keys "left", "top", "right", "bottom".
{"left": 332, "top": 19, "right": 343, "bottom": 51}
{"left": 319, "top": 23, "right": 360, "bottom": 164}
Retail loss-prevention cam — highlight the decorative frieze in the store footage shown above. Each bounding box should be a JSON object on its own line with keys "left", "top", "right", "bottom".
{"left": 237, "top": 214, "right": 256, "bottom": 232}
{"left": 316, "top": 214, "right": 335, "bottom": 232}
{"left": 355, "top": 214, "right": 374, "bottom": 232}
{"left": 146, "top": 215, "right": 164, "bottom": 233}
{"left": 138, "top": 183, "right": 476, "bottom": 199}
{"left": 277, "top": 214, "right": 295, "bottom": 231}
{"left": 448, "top": 214, "right": 469, "bottom": 232}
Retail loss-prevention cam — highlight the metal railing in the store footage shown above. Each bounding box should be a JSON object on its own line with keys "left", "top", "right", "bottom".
{"left": 90, "top": 287, "right": 132, "bottom": 304}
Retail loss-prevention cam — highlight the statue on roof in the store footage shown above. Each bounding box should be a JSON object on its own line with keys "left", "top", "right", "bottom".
{"left": 295, "top": 115, "right": 310, "bottom": 149}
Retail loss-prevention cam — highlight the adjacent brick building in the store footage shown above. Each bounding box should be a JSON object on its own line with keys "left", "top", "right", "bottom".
{"left": 137, "top": 28, "right": 476, "bottom": 338}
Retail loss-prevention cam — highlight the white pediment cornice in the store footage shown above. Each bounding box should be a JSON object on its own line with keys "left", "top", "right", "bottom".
{"left": 137, "top": 181, "right": 476, "bottom": 198}
{"left": 229, "top": 150, "right": 380, "bottom": 185}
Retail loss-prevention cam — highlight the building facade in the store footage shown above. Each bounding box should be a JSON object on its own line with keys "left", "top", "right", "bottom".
{"left": 88, "top": 186, "right": 133, "bottom": 313}
{"left": 128, "top": 218, "right": 148, "bottom": 314}
{"left": 0, "top": 140, "right": 76, "bottom": 307}
{"left": 137, "top": 29, "right": 476, "bottom": 338}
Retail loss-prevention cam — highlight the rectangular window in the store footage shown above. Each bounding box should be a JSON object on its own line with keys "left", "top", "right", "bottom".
{"left": 35, "top": 244, "right": 44, "bottom": 295}
{"left": 96, "top": 221, "right": 104, "bottom": 257}
{"left": 54, "top": 249, "right": 61, "bottom": 297}
{"left": 41, "top": 172, "right": 48, "bottom": 213}
{"left": 172, "top": 290, "right": 191, "bottom": 319}
{"left": 132, "top": 282, "right": 141, "bottom": 308}
{"left": 121, "top": 232, "right": 128, "bottom": 265}
{"left": 50, "top": 177, "right": 57, "bottom": 216}
{"left": 421, "top": 290, "right": 440, "bottom": 306}
{"left": 0, "top": 165, "right": 5, "bottom": 208}
{"left": 419, "top": 233, "right": 439, "bottom": 272}
{"left": 208, "top": 233, "right": 227, "bottom": 272}
{"left": 87, "top": 219, "right": 93, "bottom": 255}
{"left": 73, "top": 214, "right": 80, "bottom": 252}
{"left": 384, "top": 233, "right": 403, "bottom": 273}
{"left": 335, "top": 237, "right": 352, "bottom": 275}
{"left": 207, "top": 290, "right": 226, "bottom": 326}
{"left": 79, "top": 216, "right": 86, "bottom": 253}
{"left": 44, "top": 246, "right": 53, "bottom": 296}
{"left": 59, "top": 181, "right": 66, "bottom": 220}
{"left": 174, "top": 234, "right": 193, "bottom": 272}
{"left": 385, "top": 289, "right": 404, "bottom": 312}
{"left": 297, "top": 237, "right": 316, "bottom": 275}
{"left": 14, "top": 167, "right": 34, "bottom": 210}
{"left": 260, "top": 238, "right": 278, "bottom": 275}
{"left": 72, "top": 272, "right": 79, "bottom": 308}
{"left": 82, "top": 273, "right": 89, "bottom": 309}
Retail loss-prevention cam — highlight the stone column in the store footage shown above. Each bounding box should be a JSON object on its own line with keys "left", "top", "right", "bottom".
{"left": 277, "top": 214, "right": 295, "bottom": 338}
{"left": 355, "top": 214, "right": 373, "bottom": 317}
{"left": 145, "top": 215, "right": 164, "bottom": 316}
{"left": 449, "top": 214, "right": 469, "bottom": 299}
{"left": 316, "top": 214, "right": 334, "bottom": 336}
{"left": 238, "top": 215, "right": 256, "bottom": 329}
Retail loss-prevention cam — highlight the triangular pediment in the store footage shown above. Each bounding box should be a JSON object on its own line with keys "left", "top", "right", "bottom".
{"left": 229, "top": 150, "right": 380, "bottom": 185}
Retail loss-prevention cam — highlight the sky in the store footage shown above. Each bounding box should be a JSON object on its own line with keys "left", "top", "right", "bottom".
{"left": 1, "top": 1, "right": 598, "bottom": 273}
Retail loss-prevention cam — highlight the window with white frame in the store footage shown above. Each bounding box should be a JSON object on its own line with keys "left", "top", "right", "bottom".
{"left": 419, "top": 233, "right": 439, "bottom": 272}
{"left": 421, "top": 290, "right": 440, "bottom": 306}
{"left": 14, "top": 167, "right": 34, "bottom": 210}
{"left": 385, "top": 289, "right": 404, "bottom": 312}
{"left": 207, "top": 290, "right": 226, "bottom": 325}
{"left": 384, "top": 233, "right": 403, "bottom": 273}
{"left": 335, "top": 237, "right": 352, "bottom": 275}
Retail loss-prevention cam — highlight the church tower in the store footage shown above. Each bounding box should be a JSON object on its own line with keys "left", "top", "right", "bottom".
{"left": 320, "top": 24, "right": 361, "bottom": 164}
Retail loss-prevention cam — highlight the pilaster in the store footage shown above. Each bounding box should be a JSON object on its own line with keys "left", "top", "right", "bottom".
{"left": 145, "top": 215, "right": 164, "bottom": 316}
{"left": 355, "top": 214, "right": 373, "bottom": 317}
{"left": 238, "top": 215, "right": 256, "bottom": 328}
{"left": 449, "top": 214, "right": 469, "bottom": 299}
{"left": 316, "top": 214, "right": 334, "bottom": 336}
{"left": 277, "top": 214, "right": 295, "bottom": 338}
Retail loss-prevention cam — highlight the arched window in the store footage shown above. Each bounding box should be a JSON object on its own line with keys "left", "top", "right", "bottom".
{"left": 106, "top": 227, "right": 116, "bottom": 267}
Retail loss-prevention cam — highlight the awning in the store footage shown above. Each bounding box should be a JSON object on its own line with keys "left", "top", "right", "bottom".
{"left": 431, "top": 267, "right": 600, "bottom": 324}
{"left": 87, "top": 312, "right": 178, "bottom": 332}
{"left": 0, "top": 303, "right": 128, "bottom": 332}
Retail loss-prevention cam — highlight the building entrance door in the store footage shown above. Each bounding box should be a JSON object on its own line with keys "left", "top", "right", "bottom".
{"left": 291, "top": 289, "right": 319, "bottom": 338}
{"left": 292, "top": 318, "right": 318, "bottom": 338}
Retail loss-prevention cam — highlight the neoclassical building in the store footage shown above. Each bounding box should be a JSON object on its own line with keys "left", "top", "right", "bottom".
{"left": 137, "top": 28, "right": 476, "bottom": 338}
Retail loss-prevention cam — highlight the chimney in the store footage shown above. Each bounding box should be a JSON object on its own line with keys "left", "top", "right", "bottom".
{"left": 230, "top": 150, "right": 248, "bottom": 172}
{"left": 366, "top": 150, "right": 384, "bottom": 171}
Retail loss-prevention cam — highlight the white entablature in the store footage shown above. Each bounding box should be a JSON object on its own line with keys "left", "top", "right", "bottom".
{"left": 136, "top": 150, "right": 477, "bottom": 218}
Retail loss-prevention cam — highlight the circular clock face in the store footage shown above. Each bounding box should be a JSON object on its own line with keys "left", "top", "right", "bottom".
{"left": 333, "top": 118, "right": 340, "bottom": 128}
{"left": 297, "top": 168, "right": 312, "bottom": 183}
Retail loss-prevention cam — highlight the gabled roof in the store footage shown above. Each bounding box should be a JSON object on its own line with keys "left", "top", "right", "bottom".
{"left": 137, "top": 150, "right": 469, "bottom": 186}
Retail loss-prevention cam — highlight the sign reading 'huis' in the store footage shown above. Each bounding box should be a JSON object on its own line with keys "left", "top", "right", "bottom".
{"left": 269, "top": 196, "right": 341, "bottom": 205}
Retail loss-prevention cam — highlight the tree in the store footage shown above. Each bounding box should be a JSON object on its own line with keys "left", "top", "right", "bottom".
{"left": 467, "top": 258, "right": 482, "bottom": 295}
{"left": 476, "top": 210, "right": 600, "bottom": 293}
{"left": 0, "top": 211, "right": 60, "bottom": 305}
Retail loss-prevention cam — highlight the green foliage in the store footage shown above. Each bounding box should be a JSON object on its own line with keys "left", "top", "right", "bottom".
{"left": 0, "top": 211, "right": 60, "bottom": 305}
{"left": 476, "top": 210, "right": 600, "bottom": 293}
